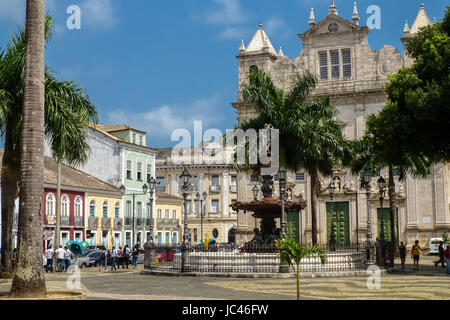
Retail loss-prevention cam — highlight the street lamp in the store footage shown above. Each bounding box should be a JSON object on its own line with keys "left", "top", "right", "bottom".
{"left": 252, "top": 185, "right": 260, "bottom": 201}
{"left": 196, "top": 191, "right": 208, "bottom": 243}
{"left": 144, "top": 177, "right": 156, "bottom": 270}
{"left": 327, "top": 181, "right": 336, "bottom": 251}
{"left": 120, "top": 183, "right": 149, "bottom": 248}
{"left": 362, "top": 171, "right": 374, "bottom": 264}
{"left": 180, "top": 168, "right": 192, "bottom": 272}
{"left": 278, "top": 167, "right": 287, "bottom": 238}
{"left": 147, "top": 177, "right": 156, "bottom": 245}
{"left": 377, "top": 176, "right": 387, "bottom": 242}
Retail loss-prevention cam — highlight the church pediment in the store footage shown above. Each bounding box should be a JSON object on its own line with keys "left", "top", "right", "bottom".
{"left": 300, "top": 15, "right": 368, "bottom": 38}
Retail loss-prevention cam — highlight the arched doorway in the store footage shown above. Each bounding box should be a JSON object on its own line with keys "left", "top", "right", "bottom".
{"left": 228, "top": 228, "right": 236, "bottom": 244}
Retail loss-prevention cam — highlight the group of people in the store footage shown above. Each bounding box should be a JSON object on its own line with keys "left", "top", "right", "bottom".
{"left": 44, "top": 245, "right": 73, "bottom": 273}
{"left": 98, "top": 244, "right": 140, "bottom": 272}
{"left": 398, "top": 240, "right": 450, "bottom": 274}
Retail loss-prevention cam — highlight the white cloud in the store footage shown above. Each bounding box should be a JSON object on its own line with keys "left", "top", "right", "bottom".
{"left": 218, "top": 27, "right": 248, "bottom": 39}
{"left": 106, "top": 94, "right": 226, "bottom": 147}
{"left": 204, "top": 0, "right": 247, "bottom": 25}
{"left": 81, "top": 0, "right": 118, "bottom": 30}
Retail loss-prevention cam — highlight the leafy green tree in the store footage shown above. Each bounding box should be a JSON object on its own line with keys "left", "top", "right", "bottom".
{"left": 0, "top": 16, "right": 97, "bottom": 277}
{"left": 385, "top": 6, "right": 450, "bottom": 161}
{"left": 277, "top": 237, "right": 326, "bottom": 300}
{"left": 238, "top": 68, "right": 353, "bottom": 244}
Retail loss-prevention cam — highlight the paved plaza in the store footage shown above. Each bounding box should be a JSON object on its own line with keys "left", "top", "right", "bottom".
{"left": 0, "top": 255, "right": 448, "bottom": 300}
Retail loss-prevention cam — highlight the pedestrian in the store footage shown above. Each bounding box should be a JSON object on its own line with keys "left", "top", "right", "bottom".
{"left": 55, "top": 245, "right": 65, "bottom": 272}
{"left": 64, "top": 246, "right": 72, "bottom": 272}
{"left": 434, "top": 241, "right": 445, "bottom": 269}
{"left": 399, "top": 242, "right": 407, "bottom": 270}
{"left": 411, "top": 240, "right": 423, "bottom": 271}
{"left": 99, "top": 248, "right": 108, "bottom": 272}
{"left": 110, "top": 246, "right": 117, "bottom": 271}
{"left": 445, "top": 245, "right": 450, "bottom": 275}
{"left": 122, "top": 245, "right": 130, "bottom": 269}
{"left": 45, "top": 246, "right": 55, "bottom": 273}
{"left": 175, "top": 243, "right": 181, "bottom": 254}
{"left": 117, "top": 246, "right": 123, "bottom": 269}
{"left": 132, "top": 244, "right": 139, "bottom": 269}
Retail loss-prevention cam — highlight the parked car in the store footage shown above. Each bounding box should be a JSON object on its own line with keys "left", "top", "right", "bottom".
{"left": 70, "top": 255, "right": 91, "bottom": 268}
{"left": 86, "top": 244, "right": 106, "bottom": 251}
{"left": 155, "top": 247, "right": 175, "bottom": 263}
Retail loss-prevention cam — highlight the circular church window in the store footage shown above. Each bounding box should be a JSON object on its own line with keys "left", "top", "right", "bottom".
{"left": 212, "top": 228, "right": 219, "bottom": 239}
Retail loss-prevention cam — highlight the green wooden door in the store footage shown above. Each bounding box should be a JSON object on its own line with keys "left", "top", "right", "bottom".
{"left": 326, "top": 202, "right": 350, "bottom": 245}
{"left": 286, "top": 210, "right": 299, "bottom": 243}
{"left": 377, "top": 208, "right": 392, "bottom": 242}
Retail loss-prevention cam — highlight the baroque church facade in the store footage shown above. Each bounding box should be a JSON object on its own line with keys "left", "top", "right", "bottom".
{"left": 232, "top": 2, "right": 450, "bottom": 246}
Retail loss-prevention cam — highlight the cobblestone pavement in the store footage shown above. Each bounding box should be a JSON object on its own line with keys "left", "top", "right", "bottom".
{"left": 0, "top": 255, "right": 448, "bottom": 300}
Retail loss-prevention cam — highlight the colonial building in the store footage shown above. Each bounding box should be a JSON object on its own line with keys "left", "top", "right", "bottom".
{"left": 155, "top": 146, "right": 238, "bottom": 244}
{"left": 232, "top": 2, "right": 450, "bottom": 246}
{"left": 155, "top": 192, "right": 183, "bottom": 246}
{"left": 45, "top": 124, "right": 158, "bottom": 248}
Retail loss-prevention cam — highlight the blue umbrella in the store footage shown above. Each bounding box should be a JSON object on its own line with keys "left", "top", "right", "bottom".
{"left": 201, "top": 238, "right": 216, "bottom": 243}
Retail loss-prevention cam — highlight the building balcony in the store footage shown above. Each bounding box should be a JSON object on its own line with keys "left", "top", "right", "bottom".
{"left": 210, "top": 185, "right": 221, "bottom": 193}
{"left": 88, "top": 217, "right": 98, "bottom": 229}
{"left": 101, "top": 217, "right": 111, "bottom": 230}
{"left": 136, "top": 218, "right": 144, "bottom": 226}
{"left": 230, "top": 185, "right": 238, "bottom": 193}
{"left": 61, "top": 216, "right": 70, "bottom": 227}
{"left": 114, "top": 218, "right": 123, "bottom": 231}
{"left": 74, "top": 216, "right": 84, "bottom": 228}
{"left": 124, "top": 217, "right": 132, "bottom": 226}
{"left": 158, "top": 218, "right": 179, "bottom": 229}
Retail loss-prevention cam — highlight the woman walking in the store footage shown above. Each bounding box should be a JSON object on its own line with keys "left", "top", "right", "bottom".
{"left": 132, "top": 244, "right": 139, "bottom": 269}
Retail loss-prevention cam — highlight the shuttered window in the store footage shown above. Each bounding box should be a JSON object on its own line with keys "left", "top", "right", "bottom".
{"left": 319, "top": 52, "right": 328, "bottom": 80}
{"left": 330, "top": 50, "right": 340, "bottom": 79}
{"left": 342, "top": 49, "right": 351, "bottom": 78}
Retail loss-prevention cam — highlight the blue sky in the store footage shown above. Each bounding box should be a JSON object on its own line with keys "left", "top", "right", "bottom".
{"left": 0, "top": 0, "right": 447, "bottom": 147}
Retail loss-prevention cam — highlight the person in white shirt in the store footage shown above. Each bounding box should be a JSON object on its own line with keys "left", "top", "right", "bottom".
{"left": 45, "top": 247, "right": 55, "bottom": 273}
{"left": 63, "top": 247, "right": 72, "bottom": 272}
{"left": 55, "top": 246, "right": 65, "bottom": 272}
{"left": 110, "top": 247, "right": 117, "bottom": 271}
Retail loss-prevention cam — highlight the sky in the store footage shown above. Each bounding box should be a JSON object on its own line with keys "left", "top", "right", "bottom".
{"left": 0, "top": 0, "right": 447, "bottom": 148}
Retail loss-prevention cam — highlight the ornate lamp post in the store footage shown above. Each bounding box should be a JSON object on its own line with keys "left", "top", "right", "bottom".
{"left": 180, "top": 168, "right": 192, "bottom": 272}
{"left": 362, "top": 171, "right": 374, "bottom": 264}
{"left": 196, "top": 191, "right": 208, "bottom": 243}
{"left": 144, "top": 177, "right": 156, "bottom": 270}
{"left": 278, "top": 167, "right": 287, "bottom": 238}
{"left": 278, "top": 167, "right": 289, "bottom": 273}
{"left": 252, "top": 185, "right": 260, "bottom": 201}
{"left": 327, "top": 181, "right": 336, "bottom": 251}
{"left": 120, "top": 183, "right": 149, "bottom": 248}
{"left": 377, "top": 176, "right": 387, "bottom": 242}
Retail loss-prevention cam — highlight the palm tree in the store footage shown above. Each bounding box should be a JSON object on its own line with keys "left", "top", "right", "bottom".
{"left": 239, "top": 68, "right": 353, "bottom": 244}
{"left": 9, "top": 0, "right": 46, "bottom": 297}
{"left": 277, "top": 236, "right": 326, "bottom": 300}
{"left": 0, "top": 17, "right": 97, "bottom": 277}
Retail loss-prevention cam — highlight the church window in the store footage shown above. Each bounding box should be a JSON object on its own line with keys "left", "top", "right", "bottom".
{"left": 330, "top": 50, "right": 340, "bottom": 79}
{"left": 319, "top": 52, "right": 328, "bottom": 80}
{"left": 342, "top": 49, "right": 351, "bottom": 78}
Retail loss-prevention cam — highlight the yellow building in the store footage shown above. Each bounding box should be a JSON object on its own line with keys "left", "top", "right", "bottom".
{"left": 87, "top": 191, "right": 123, "bottom": 249}
{"left": 155, "top": 192, "right": 183, "bottom": 246}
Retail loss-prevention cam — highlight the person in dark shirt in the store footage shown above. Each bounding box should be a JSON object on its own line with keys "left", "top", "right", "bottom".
{"left": 399, "top": 242, "right": 407, "bottom": 270}
{"left": 434, "top": 241, "right": 445, "bottom": 268}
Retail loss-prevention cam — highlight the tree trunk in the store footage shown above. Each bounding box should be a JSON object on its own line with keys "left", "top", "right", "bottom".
{"left": 310, "top": 172, "right": 319, "bottom": 245}
{"left": 388, "top": 166, "right": 397, "bottom": 247}
{"left": 10, "top": 0, "right": 46, "bottom": 297}
{"left": 0, "top": 129, "right": 20, "bottom": 277}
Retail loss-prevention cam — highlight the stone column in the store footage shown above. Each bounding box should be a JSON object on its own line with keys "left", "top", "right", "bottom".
{"left": 171, "top": 173, "right": 177, "bottom": 195}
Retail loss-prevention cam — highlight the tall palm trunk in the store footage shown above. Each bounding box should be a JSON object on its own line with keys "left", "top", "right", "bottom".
{"left": 0, "top": 129, "right": 19, "bottom": 276}
{"left": 296, "top": 262, "right": 300, "bottom": 300}
{"left": 388, "top": 166, "right": 397, "bottom": 247}
{"left": 10, "top": 0, "right": 46, "bottom": 297}
{"left": 310, "top": 172, "right": 319, "bottom": 245}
